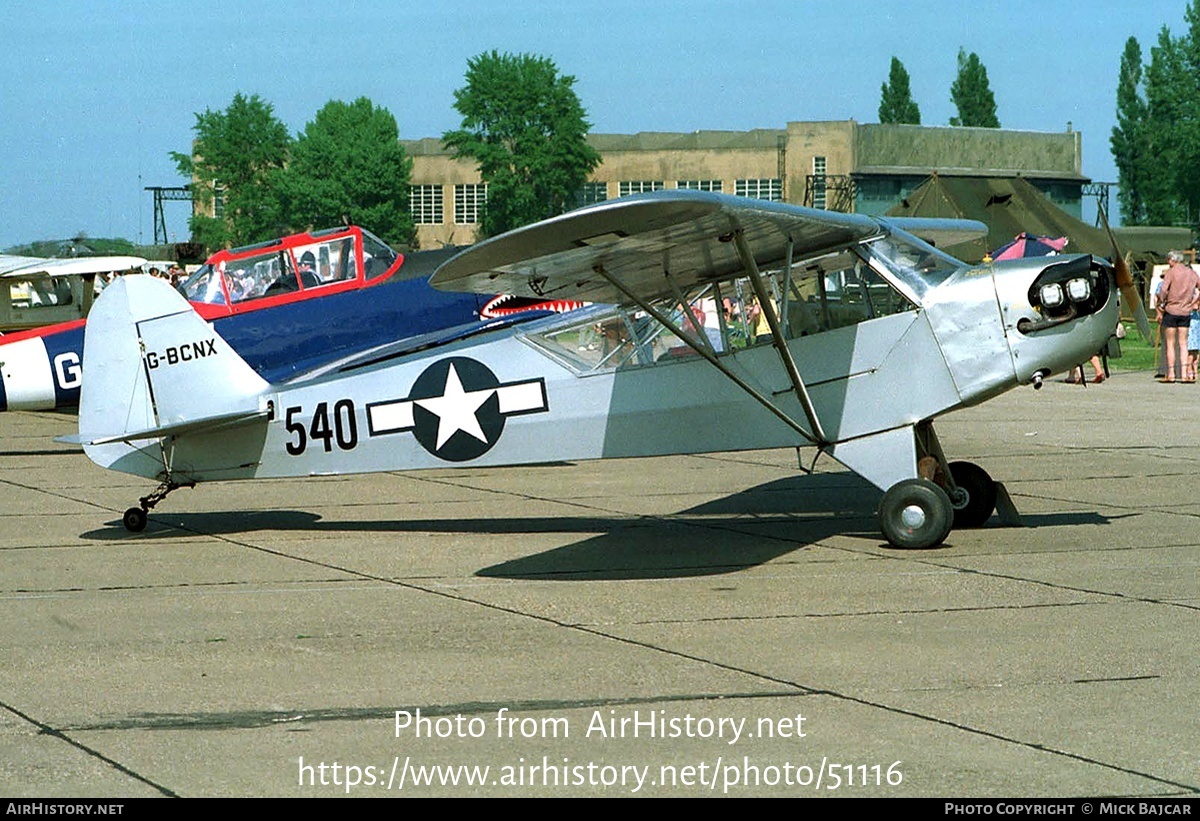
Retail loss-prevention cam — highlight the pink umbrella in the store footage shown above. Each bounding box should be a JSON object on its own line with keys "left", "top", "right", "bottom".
{"left": 990, "top": 232, "right": 1069, "bottom": 260}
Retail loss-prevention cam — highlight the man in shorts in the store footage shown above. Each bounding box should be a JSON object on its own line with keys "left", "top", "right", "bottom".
{"left": 1157, "top": 250, "right": 1200, "bottom": 383}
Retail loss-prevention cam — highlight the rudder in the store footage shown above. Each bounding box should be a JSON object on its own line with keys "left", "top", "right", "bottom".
{"left": 78, "top": 276, "right": 268, "bottom": 471}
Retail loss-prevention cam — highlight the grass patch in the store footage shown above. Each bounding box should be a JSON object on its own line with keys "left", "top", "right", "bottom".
{"left": 1110, "top": 321, "right": 1159, "bottom": 371}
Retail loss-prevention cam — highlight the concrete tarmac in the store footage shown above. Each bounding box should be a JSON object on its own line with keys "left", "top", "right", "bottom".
{"left": 0, "top": 371, "right": 1196, "bottom": 797}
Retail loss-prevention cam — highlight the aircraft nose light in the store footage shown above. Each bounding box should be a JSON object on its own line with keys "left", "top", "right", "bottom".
{"left": 1038, "top": 283, "right": 1065, "bottom": 308}
{"left": 901, "top": 504, "right": 927, "bottom": 529}
{"left": 1066, "top": 277, "right": 1091, "bottom": 302}
{"left": 1019, "top": 256, "right": 1111, "bottom": 335}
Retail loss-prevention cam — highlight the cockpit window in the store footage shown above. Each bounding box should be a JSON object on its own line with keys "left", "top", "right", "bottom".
{"left": 325, "top": 237, "right": 356, "bottom": 282}
{"left": 178, "top": 263, "right": 226, "bottom": 305}
{"left": 787, "top": 249, "right": 917, "bottom": 334}
{"left": 526, "top": 304, "right": 692, "bottom": 374}
{"left": 860, "top": 229, "right": 962, "bottom": 301}
{"left": 291, "top": 237, "right": 356, "bottom": 287}
{"left": 224, "top": 250, "right": 296, "bottom": 303}
{"left": 361, "top": 230, "right": 399, "bottom": 279}
{"left": 523, "top": 259, "right": 918, "bottom": 376}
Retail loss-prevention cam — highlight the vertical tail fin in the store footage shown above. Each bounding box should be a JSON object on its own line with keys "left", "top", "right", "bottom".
{"left": 78, "top": 276, "right": 268, "bottom": 466}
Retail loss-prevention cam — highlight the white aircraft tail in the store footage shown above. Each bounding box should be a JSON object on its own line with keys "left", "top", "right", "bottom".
{"left": 76, "top": 276, "right": 268, "bottom": 462}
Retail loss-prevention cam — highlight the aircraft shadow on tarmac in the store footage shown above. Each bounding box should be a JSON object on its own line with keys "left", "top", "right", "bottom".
{"left": 81, "top": 473, "right": 1115, "bottom": 581}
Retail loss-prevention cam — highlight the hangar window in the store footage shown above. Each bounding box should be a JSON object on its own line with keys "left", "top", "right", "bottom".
{"left": 577, "top": 182, "right": 608, "bottom": 207}
{"left": 211, "top": 180, "right": 226, "bottom": 219}
{"left": 811, "top": 157, "right": 827, "bottom": 209}
{"left": 454, "top": 183, "right": 487, "bottom": 224}
{"left": 677, "top": 179, "right": 723, "bottom": 192}
{"left": 619, "top": 180, "right": 664, "bottom": 197}
{"left": 858, "top": 178, "right": 904, "bottom": 202}
{"left": 410, "top": 185, "right": 444, "bottom": 225}
{"left": 735, "top": 178, "right": 782, "bottom": 202}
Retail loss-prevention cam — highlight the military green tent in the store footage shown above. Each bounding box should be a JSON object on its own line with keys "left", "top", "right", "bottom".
{"left": 885, "top": 174, "right": 1191, "bottom": 265}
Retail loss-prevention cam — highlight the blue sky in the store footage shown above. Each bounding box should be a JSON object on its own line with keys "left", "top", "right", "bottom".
{"left": 0, "top": 0, "right": 1190, "bottom": 247}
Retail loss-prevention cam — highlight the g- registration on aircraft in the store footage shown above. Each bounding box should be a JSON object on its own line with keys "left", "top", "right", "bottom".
{"left": 69, "top": 191, "right": 1121, "bottom": 549}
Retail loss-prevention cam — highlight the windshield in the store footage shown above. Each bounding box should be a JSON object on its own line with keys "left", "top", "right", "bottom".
{"left": 860, "top": 228, "right": 963, "bottom": 302}
{"left": 361, "top": 230, "right": 399, "bottom": 279}
{"left": 178, "top": 263, "right": 226, "bottom": 305}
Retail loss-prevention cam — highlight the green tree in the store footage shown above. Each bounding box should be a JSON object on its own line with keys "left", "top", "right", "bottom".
{"left": 1112, "top": 3, "right": 1200, "bottom": 228}
{"left": 172, "top": 92, "right": 291, "bottom": 250}
{"left": 878, "top": 57, "right": 921, "bottom": 124}
{"left": 1176, "top": 0, "right": 1200, "bottom": 223}
{"left": 443, "top": 51, "right": 601, "bottom": 237}
{"left": 273, "top": 98, "right": 415, "bottom": 248}
{"left": 1111, "top": 37, "right": 1150, "bottom": 224}
{"left": 949, "top": 49, "right": 1000, "bottom": 128}
{"left": 1142, "top": 26, "right": 1191, "bottom": 224}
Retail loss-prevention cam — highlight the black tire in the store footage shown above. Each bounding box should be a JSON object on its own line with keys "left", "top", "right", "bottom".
{"left": 947, "top": 461, "right": 997, "bottom": 529}
{"left": 878, "top": 478, "right": 953, "bottom": 549}
{"left": 123, "top": 507, "right": 148, "bottom": 533}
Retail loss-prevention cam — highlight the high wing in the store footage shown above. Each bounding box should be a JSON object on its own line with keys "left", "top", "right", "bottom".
{"left": 431, "top": 191, "right": 985, "bottom": 304}
{"left": 0, "top": 255, "right": 48, "bottom": 275}
{"left": 0, "top": 255, "right": 147, "bottom": 279}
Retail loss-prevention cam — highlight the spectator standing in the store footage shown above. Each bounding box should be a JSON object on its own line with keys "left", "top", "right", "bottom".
{"left": 1156, "top": 250, "right": 1200, "bottom": 383}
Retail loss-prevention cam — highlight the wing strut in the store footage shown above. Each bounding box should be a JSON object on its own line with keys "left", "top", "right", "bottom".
{"left": 731, "top": 230, "right": 829, "bottom": 445}
{"left": 664, "top": 269, "right": 718, "bottom": 358}
{"left": 779, "top": 237, "right": 795, "bottom": 339}
{"left": 593, "top": 264, "right": 822, "bottom": 446}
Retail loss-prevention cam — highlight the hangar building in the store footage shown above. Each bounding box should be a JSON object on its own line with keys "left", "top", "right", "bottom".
{"left": 402, "top": 119, "right": 1088, "bottom": 249}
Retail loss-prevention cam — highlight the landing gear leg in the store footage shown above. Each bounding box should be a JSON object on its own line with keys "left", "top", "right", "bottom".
{"left": 915, "top": 422, "right": 999, "bottom": 529}
{"left": 946, "top": 461, "right": 997, "bottom": 529}
{"left": 122, "top": 480, "right": 195, "bottom": 533}
{"left": 830, "top": 423, "right": 1000, "bottom": 548}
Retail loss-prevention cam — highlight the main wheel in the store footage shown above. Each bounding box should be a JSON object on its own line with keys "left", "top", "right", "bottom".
{"left": 878, "top": 478, "right": 953, "bottom": 549}
{"left": 946, "top": 461, "right": 997, "bottom": 529}
{"left": 123, "top": 507, "right": 148, "bottom": 533}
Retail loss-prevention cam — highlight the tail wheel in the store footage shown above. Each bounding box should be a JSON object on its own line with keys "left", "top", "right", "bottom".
{"left": 878, "top": 478, "right": 953, "bottom": 550}
{"left": 946, "top": 461, "right": 997, "bottom": 529}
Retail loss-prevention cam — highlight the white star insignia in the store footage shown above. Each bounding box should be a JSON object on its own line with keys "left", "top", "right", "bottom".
{"left": 413, "top": 363, "right": 496, "bottom": 450}
{"left": 365, "top": 359, "right": 549, "bottom": 460}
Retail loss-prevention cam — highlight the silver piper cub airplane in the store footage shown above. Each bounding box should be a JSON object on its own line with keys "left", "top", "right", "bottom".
{"left": 69, "top": 191, "right": 1122, "bottom": 549}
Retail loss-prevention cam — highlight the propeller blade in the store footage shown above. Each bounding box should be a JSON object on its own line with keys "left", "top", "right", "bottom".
{"left": 1099, "top": 206, "right": 1152, "bottom": 341}
{"left": 1120, "top": 252, "right": 1152, "bottom": 343}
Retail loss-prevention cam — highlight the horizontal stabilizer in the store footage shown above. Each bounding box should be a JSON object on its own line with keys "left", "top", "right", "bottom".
{"left": 64, "top": 407, "right": 268, "bottom": 447}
